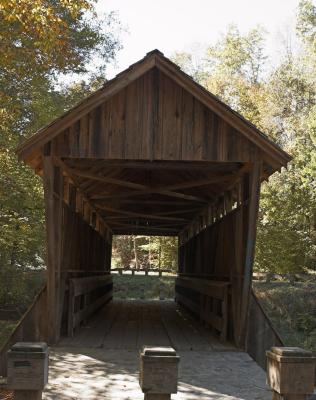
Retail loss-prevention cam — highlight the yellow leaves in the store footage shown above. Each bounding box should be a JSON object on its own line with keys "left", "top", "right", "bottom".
{"left": 0, "top": 0, "right": 92, "bottom": 66}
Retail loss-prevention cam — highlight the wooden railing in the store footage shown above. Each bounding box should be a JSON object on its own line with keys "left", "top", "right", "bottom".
{"left": 0, "top": 285, "right": 47, "bottom": 377}
{"left": 246, "top": 289, "right": 283, "bottom": 370}
{"left": 175, "top": 277, "right": 229, "bottom": 342}
{"left": 67, "top": 275, "right": 113, "bottom": 336}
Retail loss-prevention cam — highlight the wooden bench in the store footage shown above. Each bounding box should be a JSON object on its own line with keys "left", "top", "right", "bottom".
{"left": 67, "top": 275, "right": 113, "bottom": 336}
{"left": 175, "top": 276, "right": 229, "bottom": 342}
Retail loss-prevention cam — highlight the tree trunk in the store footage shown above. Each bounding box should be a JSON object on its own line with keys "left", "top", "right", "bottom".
{"left": 133, "top": 236, "right": 139, "bottom": 270}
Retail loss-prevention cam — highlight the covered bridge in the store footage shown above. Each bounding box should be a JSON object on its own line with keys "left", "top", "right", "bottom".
{"left": 1, "top": 50, "right": 290, "bottom": 377}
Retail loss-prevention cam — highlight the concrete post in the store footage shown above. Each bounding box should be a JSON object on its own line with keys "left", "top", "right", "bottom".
{"left": 7, "top": 342, "right": 49, "bottom": 400}
{"left": 266, "top": 347, "right": 316, "bottom": 400}
{"left": 139, "top": 346, "right": 179, "bottom": 400}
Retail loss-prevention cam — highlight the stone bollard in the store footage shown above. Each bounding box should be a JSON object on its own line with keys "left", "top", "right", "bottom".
{"left": 7, "top": 342, "right": 49, "bottom": 400}
{"left": 266, "top": 347, "right": 316, "bottom": 400}
{"left": 140, "top": 346, "right": 180, "bottom": 399}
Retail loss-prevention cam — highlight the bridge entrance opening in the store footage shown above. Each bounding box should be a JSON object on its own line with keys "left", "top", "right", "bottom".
{"left": 111, "top": 234, "right": 177, "bottom": 300}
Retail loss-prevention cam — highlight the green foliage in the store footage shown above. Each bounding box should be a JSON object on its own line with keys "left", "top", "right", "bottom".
{"left": 112, "top": 236, "right": 178, "bottom": 271}
{"left": 172, "top": 10, "right": 316, "bottom": 275}
{"left": 0, "top": 270, "right": 45, "bottom": 311}
{"left": 254, "top": 282, "right": 316, "bottom": 350}
{"left": 113, "top": 275, "right": 175, "bottom": 300}
{"left": 297, "top": 0, "right": 316, "bottom": 49}
{"left": 0, "top": 0, "right": 121, "bottom": 308}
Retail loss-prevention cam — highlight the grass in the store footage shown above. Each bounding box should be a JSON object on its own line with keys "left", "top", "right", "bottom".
{"left": 112, "top": 274, "right": 175, "bottom": 299}
{"left": 253, "top": 281, "right": 316, "bottom": 352}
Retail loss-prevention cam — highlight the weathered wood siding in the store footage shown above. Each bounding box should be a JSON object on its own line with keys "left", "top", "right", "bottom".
{"left": 62, "top": 205, "right": 111, "bottom": 273}
{"left": 178, "top": 205, "right": 247, "bottom": 343}
{"left": 179, "top": 206, "right": 246, "bottom": 278}
{"left": 50, "top": 69, "right": 259, "bottom": 162}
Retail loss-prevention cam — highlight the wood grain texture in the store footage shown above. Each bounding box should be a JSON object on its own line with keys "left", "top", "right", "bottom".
{"left": 48, "top": 70, "right": 262, "bottom": 165}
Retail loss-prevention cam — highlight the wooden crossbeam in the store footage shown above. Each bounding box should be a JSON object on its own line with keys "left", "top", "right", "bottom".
{"left": 179, "top": 163, "right": 252, "bottom": 238}
{"left": 53, "top": 157, "right": 113, "bottom": 236}
{"left": 155, "top": 208, "right": 202, "bottom": 216}
{"left": 98, "top": 205, "right": 189, "bottom": 222}
{"left": 102, "top": 208, "right": 201, "bottom": 219}
{"left": 66, "top": 160, "right": 241, "bottom": 171}
{"left": 68, "top": 168, "right": 229, "bottom": 201}
{"left": 109, "top": 221, "right": 180, "bottom": 233}
{"left": 100, "top": 190, "right": 207, "bottom": 203}
{"left": 71, "top": 168, "right": 228, "bottom": 197}
{"left": 105, "top": 217, "right": 185, "bottom": 225}
{"left": 113, "top": 229, "right": 178, "bottom": 236}
{"left": 94, "top": 199, "right": 195, "bottom": 206}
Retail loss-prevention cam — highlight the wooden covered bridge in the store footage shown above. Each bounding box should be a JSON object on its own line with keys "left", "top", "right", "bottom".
{"left": 1, "top": 50, "right": 291, "bottom": 398}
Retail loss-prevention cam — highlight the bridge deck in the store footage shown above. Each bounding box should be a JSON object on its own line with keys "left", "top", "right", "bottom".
{"left": 44, "top": 300, "right": 271, "bottom": 399}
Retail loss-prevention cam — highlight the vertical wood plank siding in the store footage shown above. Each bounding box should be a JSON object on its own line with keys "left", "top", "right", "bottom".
{"left": 51, "top": 69, "right": 258, "bottom": 162}
{"left": 178, "top": 205, "right": 247, "bottom": 343}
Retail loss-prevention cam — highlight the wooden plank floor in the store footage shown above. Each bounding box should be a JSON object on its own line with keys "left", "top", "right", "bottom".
{"left": 59, "top": 300, "right": 234, "bottom": 351}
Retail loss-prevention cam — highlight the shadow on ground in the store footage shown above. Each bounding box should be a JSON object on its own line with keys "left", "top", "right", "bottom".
{"left": 44, "top": 348, "right": 271, "bottom": 400}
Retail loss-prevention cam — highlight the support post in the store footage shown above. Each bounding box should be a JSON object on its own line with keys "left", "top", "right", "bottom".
{"left": 7, "top": 342, "right": 49, "bottom": 400}
{"left": 43, "top": 155, "right": 64, "bottom": 343}
{"left": 238, "top": 162, "right": 261, "bottom": 347}
{"left": 266, "top": 347, "right": 316, "bottom": 400}
{"left": 139, "top": 347, "right": 179, "bottom": 400}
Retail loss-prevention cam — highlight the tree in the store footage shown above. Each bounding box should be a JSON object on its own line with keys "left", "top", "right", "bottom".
{"left": 172, "top": 19, "right": 316, "bottom": 275}
{"left": 0, "top": 1, "right": 121, "bottom": 307}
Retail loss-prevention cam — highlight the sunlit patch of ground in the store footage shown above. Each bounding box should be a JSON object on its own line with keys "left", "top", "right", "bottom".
{"left": 43, "top": 348, "right": 271, "bottom": 400}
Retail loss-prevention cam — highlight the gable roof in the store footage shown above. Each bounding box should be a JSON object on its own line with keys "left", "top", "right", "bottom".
{"left": 16, "top": 49, "right": 291, "bottom": 169}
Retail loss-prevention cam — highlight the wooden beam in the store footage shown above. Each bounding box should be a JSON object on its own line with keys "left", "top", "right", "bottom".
{"left": 43, "top": 156, "right": 63, "bottom": 344}
{"left": 109, "top": 220, "right": 185, "bottom": 227}
{"left": 98, "top": 205, "right": 188, "bottom": 222}
{"left": 155, "top": 208, "right": 202, "bottom": 216}
{"left": 238, "top": 162, "right": 262, "bottom": 348}
{"left": 109, "top": 221, "right": 181, "bottom": 232}
{"left": 69, "top": 168, "right": 223, "bottom": 201}
{"left": 93, "top": 199, "right": 195, "bottom": 206}
{"left": 71, "top": 168, "right": 229, "bottom": 191}
{"left": 113, "top": 229, "right": 178, "bottom": 236}
{"left": 63, "top": 160, "right": 243, "bottom": 171}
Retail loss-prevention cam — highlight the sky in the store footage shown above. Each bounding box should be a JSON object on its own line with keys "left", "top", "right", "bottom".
{"left": 98, "top": 0, "right": 303, "bottom": 78}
